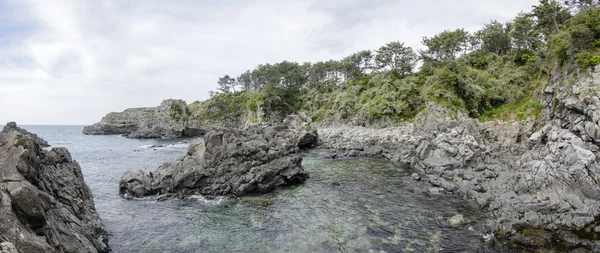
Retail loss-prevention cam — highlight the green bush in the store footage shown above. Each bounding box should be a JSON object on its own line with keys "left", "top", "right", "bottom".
{"left": 575, "top": 51, "right": 600, "bottom": 68}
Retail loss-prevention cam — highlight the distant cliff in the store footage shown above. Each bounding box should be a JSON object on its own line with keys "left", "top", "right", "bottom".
{"left": 83, "top": 99, "right": 205, "bottom": 139}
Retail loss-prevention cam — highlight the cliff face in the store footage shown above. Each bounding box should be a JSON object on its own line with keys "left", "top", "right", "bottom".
{"left": 0, "top": 122, "right": 109, "bottom": 253}
{"left": 83, "top": 99, "right": 205, "bottom": 139}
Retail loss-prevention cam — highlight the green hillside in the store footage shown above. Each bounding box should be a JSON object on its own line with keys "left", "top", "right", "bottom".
{"left": 188, "top": 0, "right": 600, "bottom": 126}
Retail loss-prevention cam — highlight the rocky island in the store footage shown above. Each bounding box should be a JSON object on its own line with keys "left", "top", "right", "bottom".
{"left": 0, "top": 123, "right": 109, "bottom": 253}
{"left": 119, "top": 115, "right": 317, "bottom": 198}
{"left": 83, "top": 99, "right": 205, "bottom": 139}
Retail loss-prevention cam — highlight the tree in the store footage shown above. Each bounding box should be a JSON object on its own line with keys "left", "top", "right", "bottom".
{"left": 511, "top": 12, "right": 542, "bottom": 50}
{"left": 475, "top": 20, "right": 512, "bottom": 55}
{"left": 341, "top": 50, "right": 374, "bottom": 78}
{"left": 375, "top": 42, "right": 418, "bottom": 76}
{"left": 563, "top": 0, "right": 599, "bottom": 13}
{"left": 532, "top": 0, "right": 572, "bottom": 39}
{"left": 272, "top": 61, "right": 309, "bottom": 88}
{"left": 217, "top": 75, "right": 237, "bottom": 93}
{"left": 307, "top": 60, "right": 345, "bottom": 91}
{"left": 421, "top": 29, "right": 471, "bottom": 65}
{"left": 237, "top": 70, "right": 253, "bottom": 91}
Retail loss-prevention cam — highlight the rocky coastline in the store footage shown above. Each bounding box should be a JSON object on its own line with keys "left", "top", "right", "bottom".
{"left": 0, "top": 122, "right": 109, "bottom": 253}
{"left": 83, "top": 99, "right": 206, "bottom": 139}
{"left": 78, "top": 68, "right": 600, "bottom": 250}
{"left": 316, "top": 67, "right": 600, "bottom": 250}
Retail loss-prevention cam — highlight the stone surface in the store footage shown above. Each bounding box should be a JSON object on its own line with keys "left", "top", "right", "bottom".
{"left": 0, "top": 242, "right": 19, "bottom": 253}
{"left": 318, "top": 125, "right": 418, "bottom": 165}
{"left": 83, "top": 99, "right": 205, "bottom": 139}
{"left": 448, "top": 214, "right": 465, "bottom": 227}
{"left": 119, "top": 123, "right": 316, "bottom": 198}
{"left": 0, "top": 122, "right": 109, "bottom": 253}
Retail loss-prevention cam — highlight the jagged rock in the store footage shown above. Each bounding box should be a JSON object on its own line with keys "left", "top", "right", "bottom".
{"left": 0, "top": 242, "right": 19, "bottom": 253}
{"left": 297, "top": 130, "right": 318, "bottom": 149}
{"left": 0, "top": 122, "right": 109, "bottom": 253}
{"left": 2, "top": 122, "right": 50, "bottom": 147}
{"left": 83, "top": 99, "right": 205, "bottom": 139}
{"left": 119, "top": 124, "right": 311, "bottom": 198}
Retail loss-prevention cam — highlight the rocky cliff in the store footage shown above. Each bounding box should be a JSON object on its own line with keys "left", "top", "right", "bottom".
{"left": 0, "top": 122, "right": 109, "bottom": 253}
{"left": 318, "top": 66, "right": 600, "bottom": 249}
{"left": 119, "top": 115, "right": 317, "bottom": 198}
{"left": 83, "top": 99, "right": 205, "bottom": 139}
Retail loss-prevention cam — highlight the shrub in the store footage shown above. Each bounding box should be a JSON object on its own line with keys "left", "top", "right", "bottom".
{"left": 575, "top": 51, "right": 600, "bottom": 68}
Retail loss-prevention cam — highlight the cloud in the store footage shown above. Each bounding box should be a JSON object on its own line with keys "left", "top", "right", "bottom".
{"left": 0, "top": 0, "right": 538, "bottom": 124}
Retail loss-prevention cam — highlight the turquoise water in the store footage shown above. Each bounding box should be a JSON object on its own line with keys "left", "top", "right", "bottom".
{"left": 20, "top": 125, "right": 520, "bottom": 252}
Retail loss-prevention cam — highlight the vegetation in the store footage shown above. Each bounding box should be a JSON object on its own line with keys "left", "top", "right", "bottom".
{"left": 169, "top": 101, "right": 191, "bottom": 123}
{"left": 189, "top": 0, "right": 600, "bottom": 125}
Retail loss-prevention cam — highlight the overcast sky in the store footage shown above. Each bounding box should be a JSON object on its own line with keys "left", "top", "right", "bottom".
{"left": 0, "top": 0, "right": 538, "bottom": 125}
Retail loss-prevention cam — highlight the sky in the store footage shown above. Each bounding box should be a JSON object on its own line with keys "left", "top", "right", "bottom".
{"left": 0, "top": 0, "right": 539, "bottom": 125}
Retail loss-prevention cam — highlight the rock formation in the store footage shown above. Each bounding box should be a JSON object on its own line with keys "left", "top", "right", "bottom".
{"left": 119, "top": 117, "right": 317, "bottom": 198}
{"left": 83, "top": 99, "right": 205, "bottom": 139}
{"left": 318, "top": 66, "right": 600, "bottom": 249}
{"left": 0, "top": 122, "right": 109, "bottom": 253}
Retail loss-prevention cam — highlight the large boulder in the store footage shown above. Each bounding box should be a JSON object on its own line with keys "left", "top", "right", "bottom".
{"left": 0, "top": 122, "right": 109, "bottom": 253}
{"left": 83, "top": 99, "right": 205, "bottom": 139}
{"left": 119, "top": 124, "right": 313, "bottom": 198}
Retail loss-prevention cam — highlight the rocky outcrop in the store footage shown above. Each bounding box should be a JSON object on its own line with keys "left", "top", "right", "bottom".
{"left": 0, "top": 122, "right": 109, "bottom": 253}
{"left": 83, "top": 99, "right": 205, "bottom": 139}
{"left": 119, "top": 121, "right": 316, "bottom": 198}
{"left": 317, "top": 66, "right": 600, "bottom": 250}
{"left": 318, "top": 126, "right": 417, "bottom": 164}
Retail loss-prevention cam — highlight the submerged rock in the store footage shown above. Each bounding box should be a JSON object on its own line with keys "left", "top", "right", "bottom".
{"left": 119, "top": 124, "right": 315, "bottom": 198}
{"left": 83, "top": 99, "right": 205, "bottom": 139}
{"left": 448, "top": 214, "right": 465, "bottom": 227}
{"left": 0, "top": 122, "right": 109, "bottom": 253}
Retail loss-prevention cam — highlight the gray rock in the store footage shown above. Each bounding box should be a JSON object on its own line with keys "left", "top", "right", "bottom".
{"left": 0, "top": 242, "right": 19, "bottom": 253}
{"left": 119, "top": 124, "right": 312, "bottom": 198}
{"left": 448, "top": 214, "right": 465, "bottom": 226}
{"left": 83, "top": 99, "right": 205, "bottom": 139}
{"left": 297, "top": 130, "right": 319, "bottom": 149}
{"left": 428, "top": 187, "right": 441, "bottom": 195}
{"left": 411, "top": 173, "right": 420, "bottom": 181}
{"left": 0, "top": 123, "right": 109, "bottom": 253}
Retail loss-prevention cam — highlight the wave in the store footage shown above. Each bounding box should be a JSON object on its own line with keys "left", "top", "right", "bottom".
{"left": 188, "top": 195, "right": 227, "bottom": 205}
